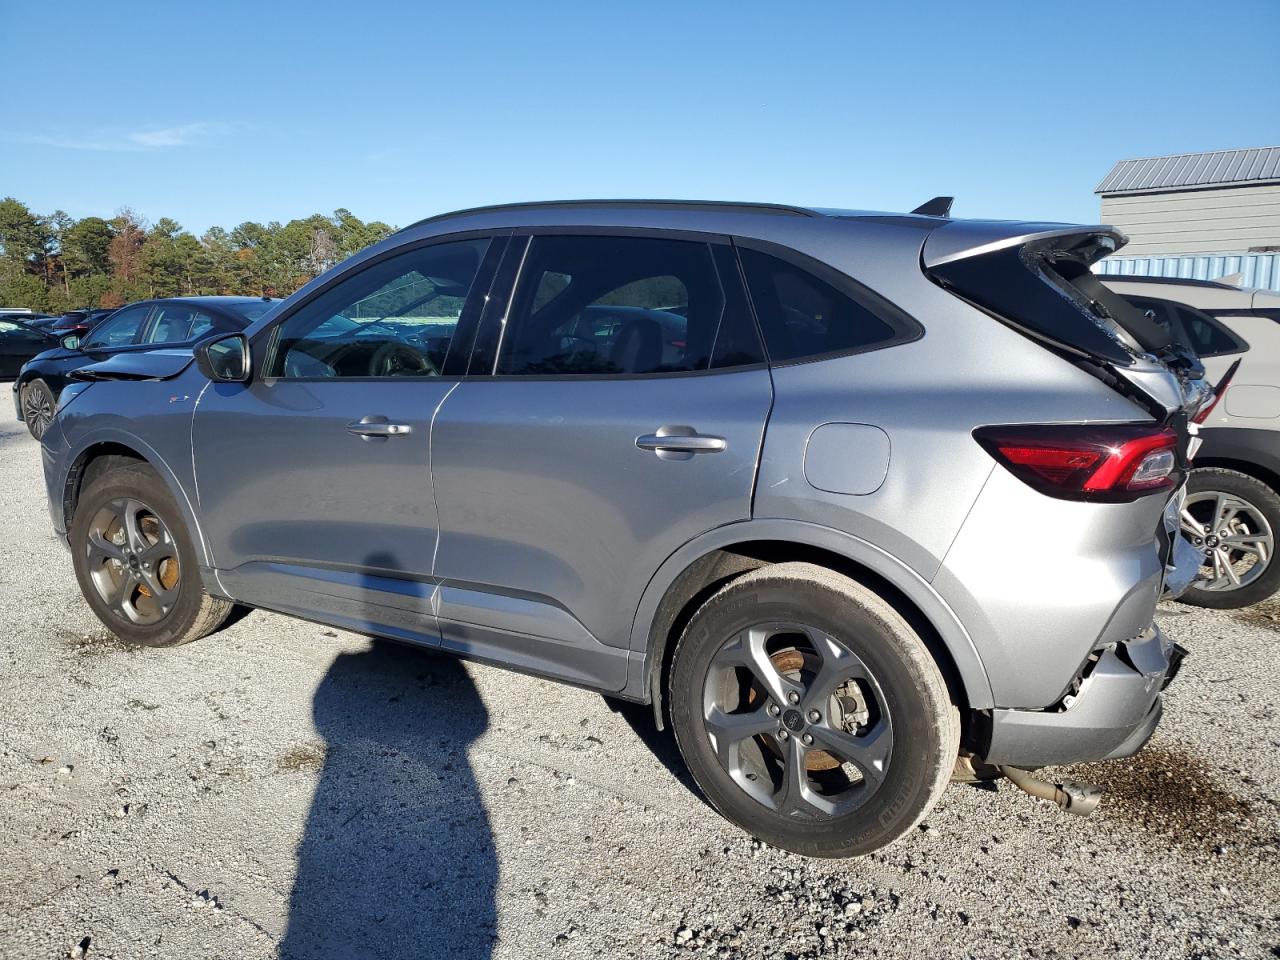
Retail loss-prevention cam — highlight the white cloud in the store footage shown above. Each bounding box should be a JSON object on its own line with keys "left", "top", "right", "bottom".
{"left": 10, "top": 121, "right": 232, "bottom": 152}
{"left": 128, "top": 122, "right": 228, "bottom": 148}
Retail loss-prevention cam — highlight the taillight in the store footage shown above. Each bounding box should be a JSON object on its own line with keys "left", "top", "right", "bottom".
{"left": 974, "top": 424, "right": 1179, "bottom": 502}
{"left": 1192, "top": 358, "right": 1241, "bottom": 425}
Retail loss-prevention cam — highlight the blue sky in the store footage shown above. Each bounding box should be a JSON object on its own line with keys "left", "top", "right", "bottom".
{"left": 2, "top": 0, "right": 1277, "bottom": 233}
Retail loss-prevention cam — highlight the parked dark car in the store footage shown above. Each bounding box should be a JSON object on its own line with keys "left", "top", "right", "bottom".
{"left": 13, "top": 296, "right": 278, "bottom": 438}
{"left": 38, "top": 308, "right": 118, "bottom": 338}
{"left": 0, "top": 308, "right": 51, "bottom": 323}
{"left": 0, "top": 317, "right": 62, "bottom": 379}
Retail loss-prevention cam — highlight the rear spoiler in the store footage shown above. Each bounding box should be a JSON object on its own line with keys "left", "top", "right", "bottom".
{"left": 71, "top": 349, "right": 196, "bottom": 383}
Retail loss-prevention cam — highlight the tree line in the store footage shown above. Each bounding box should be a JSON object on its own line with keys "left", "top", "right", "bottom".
{"left": 0, "top": 196, "right": 395, "bottom": 312}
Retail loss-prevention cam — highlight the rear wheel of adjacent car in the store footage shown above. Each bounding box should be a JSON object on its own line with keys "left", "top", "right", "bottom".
{"left": 21, "top": 379, "right": 55, "bottom": 440}
{"left": 1179, "top": 468, "right": 1280, "bottom": 609}
{"left": 669, "top": 562, "right": 959, "bottom": 857}
{"left": 70, "top": 460, "right": 233, "bottom": 647}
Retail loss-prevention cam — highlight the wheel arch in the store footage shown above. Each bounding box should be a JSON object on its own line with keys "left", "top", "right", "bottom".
{"left": 1193, "top": 427, "right": 1280, "bottom": 495}
{"left": 626, "top": 519, "right": 994, "bottom": 726}
{"left": 1192, "top": 456, "right": 1280, "bottom": 495}
{"left": 63, "top": 432, "right": 215, "bottom": 576}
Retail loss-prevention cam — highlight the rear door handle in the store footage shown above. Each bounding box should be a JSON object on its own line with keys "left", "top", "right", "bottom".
{"left": 347, "top": 415, "right": 412, "bottom": 439}
{"left": 636, "top": 425, "right": 727, "bottom": 460}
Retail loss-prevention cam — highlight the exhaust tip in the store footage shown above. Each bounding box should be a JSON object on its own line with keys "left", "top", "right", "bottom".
{"left": 997, "top": 765, "right": 1105, "bottom": 818}
{"left": 1056, "top": 780, "right": 1104, "bottom": 817}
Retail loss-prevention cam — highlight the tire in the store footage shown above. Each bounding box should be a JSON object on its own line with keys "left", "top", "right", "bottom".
{"left": 669, "top": 562, "right": 959, "bottom": 857}
{"left": 21, "top": 379, "right": 55, "bottom": 441}
{"left": 69, "top": 460, "right": 233, "bottom": 647}
{"left": 1178, "top": 467, "right": 1280, "bottom": 610}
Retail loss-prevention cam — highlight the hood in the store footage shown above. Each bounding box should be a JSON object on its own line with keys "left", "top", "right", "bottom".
{"left": 70, "top": 348, "right": 196, "bottom": 382}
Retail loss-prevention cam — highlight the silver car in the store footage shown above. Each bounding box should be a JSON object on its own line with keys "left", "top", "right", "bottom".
{"left": 1103, "top": 275, "right": 1280, "bottom": 608}
{"left": 40, "top": 201, "right": 1206, "bottom": 856}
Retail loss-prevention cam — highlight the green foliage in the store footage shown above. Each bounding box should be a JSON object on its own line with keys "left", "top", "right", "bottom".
{"left": 0, "top": 198, "right": 396, "bottom": 310}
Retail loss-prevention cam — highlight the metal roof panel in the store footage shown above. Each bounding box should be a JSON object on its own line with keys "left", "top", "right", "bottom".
{"left": 1095, "top": 146, "right": 1280, "bottom": 194}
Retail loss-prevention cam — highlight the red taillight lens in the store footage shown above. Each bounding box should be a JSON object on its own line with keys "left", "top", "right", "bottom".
{"left": 1193, "top": 358, "right": 1241, "bottom": 425}
{"left": 974, "top": 424, "right": 1179, "bottom": 502}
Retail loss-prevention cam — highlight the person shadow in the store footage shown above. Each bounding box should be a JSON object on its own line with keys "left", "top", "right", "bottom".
{"left": 279, "top": 554, "right": 497, "bottom": 959}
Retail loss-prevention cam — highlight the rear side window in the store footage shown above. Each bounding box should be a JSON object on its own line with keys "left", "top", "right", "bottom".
{"left": 738, "top": 247, "right": 916, "bottom": 364}
{"left": 1126, "top": 296, "right": 1246, "bottom": 358}
{"left": 497, "top": 235, "right": 762, "bottom": 376}
{"left": 1178, "top": 307, "right": 1245, "bottom": 357}
{"left": 144, "top": 304, "right": 215, "bottom": 344}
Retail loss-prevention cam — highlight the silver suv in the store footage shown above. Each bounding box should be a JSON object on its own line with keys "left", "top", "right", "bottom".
{"left": 1103, "top": 275, "right": 1280, "bottom": 608}
{"left": 40, "top": 202, "right": 1206, "bottom": 856}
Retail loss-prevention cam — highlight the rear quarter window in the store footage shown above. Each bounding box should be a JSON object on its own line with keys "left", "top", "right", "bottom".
{"left": 1125, "top": 296, "right": 1247, "bottom": 358}
{"left": 737, "top": 246, "right": 920, "bottom": 364}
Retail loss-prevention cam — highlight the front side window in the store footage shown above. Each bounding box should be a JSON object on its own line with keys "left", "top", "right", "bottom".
{"left": 739, "top": 247, "right": 915, "bottom": 364}
{"left": 268, "top": 238, "right": 489, "bottom": 378}
{"left": 143, "top": 304, "right": 216, "bottom": 344}
{"left": 498, "top": 235, "right": 734, "bottom": 376}
{"left": 81, "top": 305, "right": 151, "bottom": 349}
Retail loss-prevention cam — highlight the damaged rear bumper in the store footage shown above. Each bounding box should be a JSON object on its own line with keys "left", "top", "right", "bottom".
{"left": 978, "top": 625, "right": 1185, "bottom": 767}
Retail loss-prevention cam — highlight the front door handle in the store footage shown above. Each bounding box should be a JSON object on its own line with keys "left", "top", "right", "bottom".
{"left": 347, "top": 415, "right": 412, "bottom": 439}
{"left": 636, "top": 425, "right": 727, "bottom": 460}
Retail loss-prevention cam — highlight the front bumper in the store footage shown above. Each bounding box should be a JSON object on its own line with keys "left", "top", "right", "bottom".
{"left": 12, "top": 380, "right": 22, "bottom": 422}
{"left": 978, "top": 625, "right": 1185, "bottom": 767}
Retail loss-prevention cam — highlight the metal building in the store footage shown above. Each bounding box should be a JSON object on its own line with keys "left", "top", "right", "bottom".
{"left": 1094, "top": 146, "right": 1280, "bottom": 291}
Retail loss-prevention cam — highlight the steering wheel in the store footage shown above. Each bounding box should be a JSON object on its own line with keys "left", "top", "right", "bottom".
{"left": 368, "top": 341, "right": 437, "bottom": 377}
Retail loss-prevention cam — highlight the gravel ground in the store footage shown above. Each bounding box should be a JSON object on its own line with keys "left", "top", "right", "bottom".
{"left": 0, "top": 414, "right": 1276, "bottom": 960}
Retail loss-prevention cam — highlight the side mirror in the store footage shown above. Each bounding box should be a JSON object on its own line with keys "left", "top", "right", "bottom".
{"left": 60, "top": 333, "right": 81, "bottom": 350}
{"left": 195, "top": 333, "right": 251, "bottom": 383}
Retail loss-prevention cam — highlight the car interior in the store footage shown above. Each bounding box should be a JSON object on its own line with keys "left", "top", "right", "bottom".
{"left": 275, "top": 242, "right": 486, "bottom": 379}
{"left": 497, "top": 236, "right": 716, "bottom": 376}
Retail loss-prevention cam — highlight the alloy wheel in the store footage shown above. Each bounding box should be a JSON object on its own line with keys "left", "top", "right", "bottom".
{"left": 84, "top": 498, "right": 182, "bottom": 625}
{"left": 1181, "top": 490, "right": 1275, "bottom": 593}
{"left": 22, "top": 383, "right": 54, "bottom": 440}
{"left": 701, "top": 622, "right": 893, "bottom": 819}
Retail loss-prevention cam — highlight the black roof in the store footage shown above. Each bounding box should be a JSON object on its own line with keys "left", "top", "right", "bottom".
{"left": 406, "top": 199, "right": 822, "bottom": 231}
{"left": 401, "top": 198, "right": 967, "bottom": 237}
{"left": 147, "top": 295, "right": 277, "bottom": 306}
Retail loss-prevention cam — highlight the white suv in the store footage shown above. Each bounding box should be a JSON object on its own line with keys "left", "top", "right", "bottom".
{"left": 1104, "top": 276, "right": 1280, "bottom": 608}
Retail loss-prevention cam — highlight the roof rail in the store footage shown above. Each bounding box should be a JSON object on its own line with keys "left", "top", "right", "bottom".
{"left": 403, "top": 198, "right": 821, "bottom": 232}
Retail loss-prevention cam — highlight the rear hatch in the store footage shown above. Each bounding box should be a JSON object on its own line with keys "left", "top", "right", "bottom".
{"left": 922, "top": 221, "right": 1213, "bottom": 595}
{"left": 922, "top": 221, "right": 1211, "bottom": 422}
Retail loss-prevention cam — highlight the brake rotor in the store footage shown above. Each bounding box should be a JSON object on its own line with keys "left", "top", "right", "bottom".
{"left": 746, "top": 648, "right": 841, "bottom": 772}
{"left": 135, "top": 515, "right": 179, "bottom": 598}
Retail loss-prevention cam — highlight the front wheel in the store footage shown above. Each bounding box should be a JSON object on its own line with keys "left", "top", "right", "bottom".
{"left": 70, "top": 460, "right": 234, "bottom": 647}
{"left": 1178, "top": 468, "right": 1280, "bottom": 609}
{"left": 21, "top": 379, "right": 55, "bottom": 440}
{"left": 669, "top": 562, "right": 958, "bottom": 857}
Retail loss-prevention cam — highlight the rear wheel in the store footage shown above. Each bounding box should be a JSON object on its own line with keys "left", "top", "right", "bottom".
{"left": 21, "top": 379, "right": 55, "bottom": 440}
{"left": 669, "top": 562, "right": 958, "bottom": 857}
{"left": 70, "top": 461, "right": 233, "bottom": 647}
{"left": 1179, "top": 468, "right": 1280, "bottom": 609}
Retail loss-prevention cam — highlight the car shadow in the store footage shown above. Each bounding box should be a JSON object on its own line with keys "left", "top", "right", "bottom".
{"left": 279, "top": 555, "right": 497, "bottom": 959}
{"left": 612, "top": 698, "right": 705, "bottom": 802}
